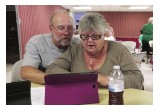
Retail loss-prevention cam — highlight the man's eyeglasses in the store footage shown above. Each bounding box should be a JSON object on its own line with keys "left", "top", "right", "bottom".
{"left": 51, "top": 25, "right": 74, "bottom": 33}
{"left": 80, "top": 34, "right": 102, "bottom": 40}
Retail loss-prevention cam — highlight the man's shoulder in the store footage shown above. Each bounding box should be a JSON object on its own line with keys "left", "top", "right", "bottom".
{"left": 27, "top": 33, "right": 51, "bottom": 46}
{"left": 29, "top": 33, "right": 51, "bottom": 41}
{"left": 108, "top": 41, "right": 124, "bottom": 50}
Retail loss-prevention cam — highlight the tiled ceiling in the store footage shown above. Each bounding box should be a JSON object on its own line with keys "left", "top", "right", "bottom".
{"left": 62, "top": 5, "right": 153, "bottom": 12}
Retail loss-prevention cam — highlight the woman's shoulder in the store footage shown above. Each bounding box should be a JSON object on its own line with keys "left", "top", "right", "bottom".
{"left": 108, "top": 41, "right": 125, "bottom": 50}
{"left": 68, "top": 43, "right": 83, "bottom": 53}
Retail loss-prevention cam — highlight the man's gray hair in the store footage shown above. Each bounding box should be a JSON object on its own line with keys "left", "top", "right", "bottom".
{"left": 78, "top": 12, "right": 108, "bottom": 34}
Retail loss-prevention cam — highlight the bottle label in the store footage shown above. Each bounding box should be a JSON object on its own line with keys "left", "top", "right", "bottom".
{"left": 108, "top": 80, "right": 124, "bottom": 92}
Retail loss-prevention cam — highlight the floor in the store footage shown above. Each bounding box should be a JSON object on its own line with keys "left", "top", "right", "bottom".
{"left": 6, "top": 55, "right": 153, "bottom": 92}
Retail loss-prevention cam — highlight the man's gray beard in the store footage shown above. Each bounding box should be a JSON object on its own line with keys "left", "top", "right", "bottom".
{"left": 58, "top": 39, "right": 71, "bottom": 49}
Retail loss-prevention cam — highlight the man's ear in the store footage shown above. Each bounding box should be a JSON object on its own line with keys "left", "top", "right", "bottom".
{"left": 49, "top": 25, "right": 52, "bottom": 31}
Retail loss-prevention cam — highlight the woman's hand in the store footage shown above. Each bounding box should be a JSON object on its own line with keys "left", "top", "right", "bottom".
{"left": 97, "top": 74, "right": 109, "bottom": 87}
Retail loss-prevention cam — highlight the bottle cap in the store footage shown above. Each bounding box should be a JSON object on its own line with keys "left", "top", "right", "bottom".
{"left": 113, "top": 65, "right": 120, "bottom": 69}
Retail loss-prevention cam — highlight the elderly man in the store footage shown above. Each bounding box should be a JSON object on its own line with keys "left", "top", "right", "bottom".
{"left": 20, "top": 10, "right": 80, "bottom": 84}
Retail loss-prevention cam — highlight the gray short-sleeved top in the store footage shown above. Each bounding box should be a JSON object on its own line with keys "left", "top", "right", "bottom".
{"left": 22, "top": 33, "right": 81, "bottom": 68}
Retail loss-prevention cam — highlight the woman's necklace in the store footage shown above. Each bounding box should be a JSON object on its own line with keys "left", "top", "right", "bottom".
{"left": 84, "top": 42, "right": 108, "bottom": 71}
{"left": 88, "top": 57, "right": 95, "bottom": 70}
{"left": 89, "top": 57, "right": 97, "bottom": 70}
{"left": 86, "top": 47, "right": 105, "bottom": 70}
{"left": 89, "top": 57, "right": 94, "bottom": 65}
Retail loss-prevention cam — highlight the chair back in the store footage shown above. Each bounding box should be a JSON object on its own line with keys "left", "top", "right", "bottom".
{"left": 11, "top": 59, "right": 24, "bottom": 82}
{"left": 122, "top": 41, "right": 136, "bottom": 52}
{"left": 132, "top": 52, "right": 146, "bottom": 69}
{"left": 133, "top": 52, "right": 146, "bottom": 64}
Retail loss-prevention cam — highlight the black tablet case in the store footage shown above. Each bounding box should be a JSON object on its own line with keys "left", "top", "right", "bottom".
{"left": 6, "top": 81, "right": 31, "bottom": 105}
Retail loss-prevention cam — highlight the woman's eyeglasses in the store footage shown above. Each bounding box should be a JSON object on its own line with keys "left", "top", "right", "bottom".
{"left": 51, "top": 25, "right": 74, "bottom": 33}
{"left": 80, "top": 34, "right": 102, "bottom": 40}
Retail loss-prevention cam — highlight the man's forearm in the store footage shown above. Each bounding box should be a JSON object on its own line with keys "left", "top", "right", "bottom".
{"left": 20, "top": 66, "right": 45, "bottom": 84}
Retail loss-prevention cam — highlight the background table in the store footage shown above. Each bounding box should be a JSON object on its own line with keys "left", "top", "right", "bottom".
{"left": 31, "top": 83, "right": 153, "bottom": 105}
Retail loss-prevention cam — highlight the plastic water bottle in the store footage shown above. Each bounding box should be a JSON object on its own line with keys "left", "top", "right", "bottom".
{"left": 108, "top": 65, "right": 124, "bottom": 105}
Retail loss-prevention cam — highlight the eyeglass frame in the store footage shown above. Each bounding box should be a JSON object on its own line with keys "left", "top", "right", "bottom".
{"left": 80, "top": 34, "right": 102, "bottom": 40}
{"left": 51, "top": 24, "right": 74, "bottom": 33}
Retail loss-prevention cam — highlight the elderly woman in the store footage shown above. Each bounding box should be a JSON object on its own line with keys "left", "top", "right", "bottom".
{"left": 46, "top": 12, "right": 144, "bottom": 89}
